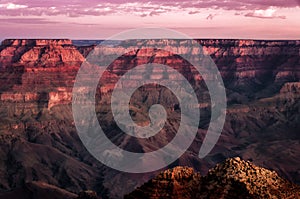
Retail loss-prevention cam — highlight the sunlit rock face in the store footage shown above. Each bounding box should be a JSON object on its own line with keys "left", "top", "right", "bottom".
{"left": 124, "top": 166, "right": 201, "bottom": 199}
{"left": 0, "top": 39, "right": 299, "bottom": 199}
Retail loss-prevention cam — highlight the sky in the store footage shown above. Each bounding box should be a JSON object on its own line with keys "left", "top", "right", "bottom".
{"left": 0, "top": 0, "right": 300, "bottom": 40}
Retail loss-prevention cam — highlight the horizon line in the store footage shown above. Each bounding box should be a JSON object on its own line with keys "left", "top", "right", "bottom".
{"left": 1, "top": 38, "right": 300, "bottom": 43}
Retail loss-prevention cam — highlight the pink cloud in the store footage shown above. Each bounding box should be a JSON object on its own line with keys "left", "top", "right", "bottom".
{"left": 0, "top": 18, "right": 58, "bottom": 24}
{"left": 245, "top": 13, "right": 286, "bottom": 19}
{"left": 177, "top": 0, "right": 300, "bottom": 11}
{"left": 0, "top": 0, "right": 299, "bottom": 17}
{"left": 188, "top": 11, "right": 201, "bottom": 15}
{"left": 244, "top": 8, "right": 286, "bottom": 19}
{"left": 149, "top": 10, "right": 166, "bottom": 16}
{"left": 0, "top": 0, "right": 299, "bottom": 39}
{"left": 140, "top": 13, "right": 148, "bottom": 17}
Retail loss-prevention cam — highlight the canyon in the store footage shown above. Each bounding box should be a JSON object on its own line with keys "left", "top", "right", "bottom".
{"left": 0, "top": 39, "right": 299, "bottom": 198}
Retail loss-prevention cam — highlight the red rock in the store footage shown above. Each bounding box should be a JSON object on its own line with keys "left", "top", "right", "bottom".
{"left": 48, "top": 91, "right": 72, "bottom": 109}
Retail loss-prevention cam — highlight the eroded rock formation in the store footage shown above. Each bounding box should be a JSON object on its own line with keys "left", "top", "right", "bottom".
{"left": 126, "top": 157, "right": 300, "bottom": 199}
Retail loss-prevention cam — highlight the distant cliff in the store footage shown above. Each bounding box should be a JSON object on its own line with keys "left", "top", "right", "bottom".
{"left": 1, "top": 38, "right": 299, "bottom": 116}
{"left": 0, "top": 39, "right": 83, "bottom": 68}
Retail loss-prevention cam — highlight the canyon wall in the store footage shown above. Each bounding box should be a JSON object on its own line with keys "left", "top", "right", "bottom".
{"left": 1, "top": 39, "right": 299, "bottom": 110}
{"left": 0, "top": 39, "right": 300, "bottom": 198}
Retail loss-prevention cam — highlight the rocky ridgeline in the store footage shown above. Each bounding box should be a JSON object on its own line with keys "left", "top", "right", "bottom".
{"left": 126, "top": 157, "right": 300, "bottom": 199}
{"left": 199, "top": 157, "right": 300, "bottom": 199}
{"left": 125, "top": 167, "right": 201, "bottom": 199}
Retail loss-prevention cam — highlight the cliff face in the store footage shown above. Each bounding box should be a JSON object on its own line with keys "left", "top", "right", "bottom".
{"left": 0, "top": 39, "right": 82, "bottom": 117}
{"left": 1, "top": 39, "right": 299, "bottom": 107}
{"left": 0, "top": 39, "right": 83, "bottom": 71}
{"left": 77, "top": 39, "right": 300, "bottom": 106}
{"left": 0, "top": 39, "right": 78, "bottom": 67}
{"left": 126, "top": 157, "right": 300, "bottom": 199}
{"left": 0, "top": 39, "right": 300, "bottom": 199}
{"left": 199, "top": 40, "right": 300, "bottom": 85}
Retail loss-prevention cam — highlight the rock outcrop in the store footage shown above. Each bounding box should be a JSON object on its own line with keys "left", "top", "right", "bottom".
{"left": 126, "top": 157, "right": 300, "bottom": 199}
{"left": 197, "top": 157, "right": 300, "bottom": 199}
{"left": 125, "top": 167, "right": 201, "bottom": 199}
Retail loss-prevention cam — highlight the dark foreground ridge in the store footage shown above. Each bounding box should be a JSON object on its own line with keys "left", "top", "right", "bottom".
{"left": 125, "top": 157, "right": 300, "bottom": 199}
{"left": 1, "top": 157, "right": 299, "bottom": 199}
